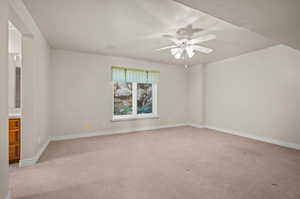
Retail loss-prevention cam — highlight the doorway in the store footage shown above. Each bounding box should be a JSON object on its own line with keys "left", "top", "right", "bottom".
{"left": 8, "top": 21, "right": 22, "bottom": 166}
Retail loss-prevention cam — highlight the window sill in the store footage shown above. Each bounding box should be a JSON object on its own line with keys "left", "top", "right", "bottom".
{"left": 111, "top": 115, "right": 159, "bottom": 122}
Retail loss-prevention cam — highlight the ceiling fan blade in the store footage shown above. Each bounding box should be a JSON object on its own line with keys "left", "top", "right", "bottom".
{"left": 155, "top": 45, "right": 178, "bottom": 51}
{"left": 169, "top": 38, "right": 182, "bottom": 46}
{"left": 170, "top": 48, "right": 181, "bottom": 55}
{"left": 143, "top": 30, "right": 176, "bottom": 39}
{"left": 188, "top": 34, "right": 216, "bottom": 45}
{"left": 192, "top": 45, "right": 213, "bottom": 54}
{"left": 192, "top": 28, "right": 204, "bottom": 33}
{"left": 162, "top": 34, "right": 176, "bottom": 39}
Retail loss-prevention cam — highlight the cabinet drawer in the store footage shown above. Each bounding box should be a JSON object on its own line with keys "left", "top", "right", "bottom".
{"left": 9, "top": 119, "right": 20, "bottom": 130}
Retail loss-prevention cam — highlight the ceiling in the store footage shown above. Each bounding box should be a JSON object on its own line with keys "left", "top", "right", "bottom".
{"left": 23, "top": 0, "right": 278, "bottom": 66}
{"left": 175, "top": 0, "right": 300, "bottom": 52}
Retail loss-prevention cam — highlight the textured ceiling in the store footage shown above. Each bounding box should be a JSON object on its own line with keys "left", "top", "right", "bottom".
{"left": 175, "top": 0, "right": 300, "bottom": 52}
{"left": 23, "top": 0, "right": 278, "bottom": 66}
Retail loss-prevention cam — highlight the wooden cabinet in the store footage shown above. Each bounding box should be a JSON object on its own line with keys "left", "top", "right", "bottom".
{"left": 9, "top": 118, "right": 21, "bottom": 163}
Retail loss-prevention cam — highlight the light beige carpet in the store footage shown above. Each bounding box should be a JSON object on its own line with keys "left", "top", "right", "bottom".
{"left": 10, "top": 127, "right": 300, "bottom": 199}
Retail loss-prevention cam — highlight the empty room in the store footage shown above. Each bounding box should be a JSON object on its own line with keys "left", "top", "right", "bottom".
{"left": 1, "top": 0, "right": 300, "bottom": 199}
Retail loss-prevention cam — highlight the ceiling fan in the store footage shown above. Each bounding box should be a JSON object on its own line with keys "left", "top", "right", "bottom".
{"left": 156, "top": 24, "right": 216, "bottom": 60}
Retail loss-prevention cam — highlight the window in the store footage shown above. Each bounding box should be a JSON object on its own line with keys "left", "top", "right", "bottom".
{"left": 112, "top": 67, "right": 159, "bottom": 120}
{"left": 137, "top": 83, "right": 153, "bottom": 114}
{"left": 113, "top": 82, "right": 157, "bottom": 120}
{"left": 113, "top": 82, "right": 133, "bottom": 116}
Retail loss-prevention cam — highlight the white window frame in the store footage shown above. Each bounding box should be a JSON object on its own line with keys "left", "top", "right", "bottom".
{"left": 112, "top": 82, "right": 158, "bottom": 121}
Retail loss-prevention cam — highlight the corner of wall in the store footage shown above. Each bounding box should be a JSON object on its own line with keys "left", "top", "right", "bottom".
{"left": 186, "top": 63, "right": 205, "bottom": 127}
{"left": 0, "top": 0, "right": 9, "bottom": 198}
{"left": 9, "top": 0, "right": 52, "bottom": 162}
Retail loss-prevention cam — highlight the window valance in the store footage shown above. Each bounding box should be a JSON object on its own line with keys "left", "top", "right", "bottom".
{"left": 111, "top": 66, "right": 160, "bottom": 83}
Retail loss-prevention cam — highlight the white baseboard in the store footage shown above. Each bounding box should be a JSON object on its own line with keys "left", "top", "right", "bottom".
{"left": 17, "top": 123, "right": 300, "bottom": 168}
{"left": 19, "top": 123, "right": 188, "bottom": 167}
{"left": 187, "top": 123, "right": 204, "bottom": 128}
{"left": 19, "top": 139, "right": 50, "bottom": 167}
{"left": 205, "top": 125, "right": 300, "bottom": 150}
{"left": 51, "top": 123, "right": 188, "bottom": 141}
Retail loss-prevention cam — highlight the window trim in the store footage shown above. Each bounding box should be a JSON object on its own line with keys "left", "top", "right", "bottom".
{"left": 112, "top": 82, "right": 158, "bottom": 121}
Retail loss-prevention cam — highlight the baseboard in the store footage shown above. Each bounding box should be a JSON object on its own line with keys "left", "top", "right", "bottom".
{"left": 187, "top": 123, "right": 204, "bottom": 128}
{"left": 205, "top": 125, "right": 300, "bottom": 150}
{"left": 19, "top": 139, "right": 50, "bottom": 167}
{"left": 19, "top": 123, "right": 188, "bottom": 167}
{"left": 51, "top": 123, "right": 188, "bottom": 141}
{"left": 17, "top": 123, "right": 300, "bottom": 168}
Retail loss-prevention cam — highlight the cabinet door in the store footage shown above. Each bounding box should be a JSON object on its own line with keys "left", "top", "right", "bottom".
{"left": 9, "top": 144, "right": 20, "bottom": 162}
{"left": 9, "top": 129, "right": 20, "bottom": 145}
{"left": 9, "top": 119, "right": 21, "bottom": 163}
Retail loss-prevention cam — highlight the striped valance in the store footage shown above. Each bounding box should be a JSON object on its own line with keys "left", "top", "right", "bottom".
{"left": 111, "top": 66, "right": 160, "bottom": 83}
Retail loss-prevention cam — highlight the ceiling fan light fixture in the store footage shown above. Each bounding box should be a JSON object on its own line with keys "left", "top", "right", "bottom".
{"left": 154, "top": 25, "right": 216, "bottom": 62}
{"left": 186, "top": 47, "right": 195, "bottom": 58}
{"left": 170, "top": 48, "right": 178, "bottom": 55}
{"left": 171, "top": 48, "right": 183, "bottom": 59}
{"left": 174, "top": 52, "right": 182, "bottom": 59}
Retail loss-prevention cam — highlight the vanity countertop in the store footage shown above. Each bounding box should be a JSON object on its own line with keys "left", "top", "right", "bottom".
{"left": 8, "top": 113, "right": 22, "bottom": 119}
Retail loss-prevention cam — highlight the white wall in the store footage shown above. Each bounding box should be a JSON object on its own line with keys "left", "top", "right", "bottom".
{"left": 5, "top": 1, "right": 300, "bottom": 173}
{"left": 8, "top": 54, "right": 15, "bottom": 112}
{"left": 203, "top": 45, "right": 300, "bottom": 145}
{"left": 187, "top": 64, "right": 204, "bottom": 126}
{"left": 50, "top": 49, "right": 188, "bottom": 137}
{"left": 51, "top": 45, "right": 300, "bottom": 147}
{"left": 9, "top": 0, "right": 51, "bottom": 160}
{"left": 23, "top": 34, "right": 50, "bottom": 160}
{"left": 0, "top": 0, "right": 9, "bottom": 198}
